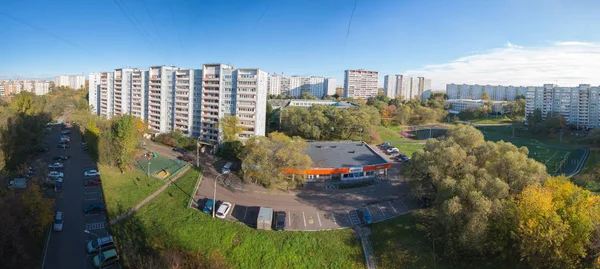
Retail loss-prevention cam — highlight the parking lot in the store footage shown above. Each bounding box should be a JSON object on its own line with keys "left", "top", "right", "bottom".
{"left": 41, "top": 124, "right": 119, "bottom": 269}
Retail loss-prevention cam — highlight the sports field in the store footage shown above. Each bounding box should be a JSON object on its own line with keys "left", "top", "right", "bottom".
{"left": 135, "top": 154, "right": 188, "bottom": 180}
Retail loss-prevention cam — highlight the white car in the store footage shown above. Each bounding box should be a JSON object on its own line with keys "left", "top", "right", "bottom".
{"left": 53, "top": 211, "right": 63, "bottom": 231}
{"left": 387, "top": 148, "right": 399, "bottom": 154}
{"left": 215, "top": 202, "right": 233, "bottom": 219}
{"left": 48, "top": 171, "right": 64, "bottom": 178}
{"left": 84, "top": 170, "right": 100, "bottom": 177}
{"left": 48, "top": 162, "right": 64, "bottom": 169}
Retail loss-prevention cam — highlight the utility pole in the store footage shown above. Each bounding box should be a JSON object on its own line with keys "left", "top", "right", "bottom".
{"left": 196, "top": 139, "right": 200, "bottom": 167}
{"left": 213, "top": 175, "right": 217, "bottom": 218}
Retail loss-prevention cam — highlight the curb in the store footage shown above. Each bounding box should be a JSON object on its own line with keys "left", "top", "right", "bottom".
{"left": 187, "top": 173, "right": 203, "bottom": 208}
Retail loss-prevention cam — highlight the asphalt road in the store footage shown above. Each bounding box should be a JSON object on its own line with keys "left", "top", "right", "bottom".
{"left": 41, "top": 126, "right": 114, "bottom": 269}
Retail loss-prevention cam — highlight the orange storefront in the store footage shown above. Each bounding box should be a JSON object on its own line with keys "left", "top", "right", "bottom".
{"left": 283, "top": 163, "right": 391, "bottom": 182}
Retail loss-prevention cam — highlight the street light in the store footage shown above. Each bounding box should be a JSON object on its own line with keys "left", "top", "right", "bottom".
{"left": 84, "top": 229, "right": 103, "bottom": 269}
{"left": 147, "top": 162, "right": 151, "bottom": 178}
{"left": 212, "top": 172, "right": 229, "bottom": 218}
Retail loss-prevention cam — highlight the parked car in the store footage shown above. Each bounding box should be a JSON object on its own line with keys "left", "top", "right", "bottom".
{"left": 222, "top": 162, "right": 233, "bottom": 174}
{"left": 172, "top": 148, "right": 186, "bottom": 154}
{"left": 92, "top": 249, "right": 119, "bottom": 268}
{"left": 203, "top": 199, "right": 215, "bottom": 214}
{"left": 215, "top": 202, "right": 233, "bottom": 219}
{"left": 57, "top": 143, "right": 70, "bottom": 149}
{"left": 357, "top": 208, "right": 373, "bottom": 225}
{"left": 84, "top": 178, "right": 102, "bottom": 187}
{"left": 87, "top": 235, "right": 115, "bottom": 253}
{"left": 38, "top": 147, "right": 50, "bottom": 153}
{"left": 55, "top": 178, "right": 63, "bottom": 188}
{"left": 53, "top": 211, "right": 64, "bottom": 231}
{"left": 386, "top": 148, "right": 399, "bottom": 154}
{"left": 274, "top": 211, "right": 287, "bottom": 231}
{"left": 84, "top": 170, "right": 100, "bottom": 177}
{"left": 53, "top": 155, "right": 71, "bottom": 161}
{"left": 61, "top": 130, "right": 71, "bottom": 135}
{"left": 48, "top": 171, "right": 64, "bottom": 178}
{"left": 84, "top": 203, "right": 105, "bottom": 214}
{"left": 380, "top": 142, "right": 391, "bottom": 148}
{"left": 48, "top": 162, "right": 64, "bottom": 169}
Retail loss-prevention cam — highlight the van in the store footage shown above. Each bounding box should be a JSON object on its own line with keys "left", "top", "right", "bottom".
{"left": 222, "top": 162, "right": 233, "bottom": 174}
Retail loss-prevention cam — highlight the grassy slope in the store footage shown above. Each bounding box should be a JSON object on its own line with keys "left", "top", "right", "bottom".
{"left": 468, "top": 116, "right": 512, "bottom": 124}
{"left": 110, "top": 168, "right": 364, "bottom": 269}
{"left": 99, "top": 164, "right": 165, "bottom": 219}
{"left": 376, "top": 126, "right": 425, "bottom": 157}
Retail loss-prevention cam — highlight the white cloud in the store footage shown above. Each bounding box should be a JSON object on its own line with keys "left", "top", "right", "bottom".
{"left": 405, "top": 41, "right": 600, "bottom": 91}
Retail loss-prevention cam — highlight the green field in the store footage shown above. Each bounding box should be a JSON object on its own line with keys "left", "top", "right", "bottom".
{"left": 370, "top": 210, "right": 515, "bottom": 269}
{"left": 99, "top": 164, "right": 166, "bottom": 219}
{"left": 376, "top": 126, "right": 425, "bottom": 157}
{"left": 109, "top": 168, "right": 364, "bottom": 268}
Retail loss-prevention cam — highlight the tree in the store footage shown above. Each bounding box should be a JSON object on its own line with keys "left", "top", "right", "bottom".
{"left": 112, "top": 115, "right": 139, "bottom": 172}
{"left": 220, "top": 115, "right": 245, "bottom": 142}
{"left": 481, "top": 92, "right": 491, "bottom": 101}
{"left": 395, "top": 105, "right": 412, "bottom": 125}
{"left": 265, "top": 102, "right": 274, "bottom": 133}
{"left": 585, "top": 128, "right": 600, "bottom": 147}
{"left": 299, "top": 91, "right": 317, "bottom": 100}
{"left": 240, "top": 132, "right": 312, "bottom": 188}
{"left": 516, "top": 177, "right": 600, "bottom": 268}
{"left": 10, "top": 92, "right": 38, "bottom": 115}
{"left": 506, "top": 98, "right": 526, "bottom": 120}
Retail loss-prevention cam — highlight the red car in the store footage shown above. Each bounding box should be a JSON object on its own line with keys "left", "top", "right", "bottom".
{"left": 84, "top": 178, "right": 102, "bottom": 187}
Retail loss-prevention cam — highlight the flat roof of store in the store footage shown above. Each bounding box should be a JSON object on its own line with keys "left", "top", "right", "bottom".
{"left": 306, "top": 141, "right": 388, "bottom": 168}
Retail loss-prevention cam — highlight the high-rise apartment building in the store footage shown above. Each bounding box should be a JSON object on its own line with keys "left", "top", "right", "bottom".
{"left": 446, "top": 84, "right": 528, "bottom": 101}
{"left": 383, "top": 75, "right": 430, "bottom": 100}
{"left": 0, "top": 80, "right": 50, "bottom": 97}
{"left": 54, "top": 75, "right": 85, "bottom": 90}
{"left": 324, "top": 78, "right": 336, "bottom": 96}
{"left": 267, "top": 73, "right": 333, "bottom": 98}
{"left": 525, "top": 84, "right": 600, "bottom": 129}
{"left": 344, "top": 69, "right": 378, "bottom": 99}
{"left": 89, "top": 64, "right": 268, "bottom": 145}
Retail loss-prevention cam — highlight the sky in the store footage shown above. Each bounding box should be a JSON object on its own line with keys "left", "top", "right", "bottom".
{"left": 2, "top": 0, "right": 600, "bottom": 90}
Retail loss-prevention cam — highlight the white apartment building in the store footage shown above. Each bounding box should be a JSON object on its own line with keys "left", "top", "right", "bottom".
{"left": 446, "top": 84, "right": 528, "bottom": 101}
{"left": 234, "top": 68, "right": 268, "bottom": 140}
{"left": 33, "top": 81, "right": 50, "bottom": 95}
{"left": 525, "top": 84, "right": 600, "bottom": 129}
{"left": 88, "top": 73, "right": 101, "bottom": 114}
{"left": 325, "top": 78, "right": 336, "bottom": 96}
{"left": 54, "top": 75, "right": 85, "bottom": 90}
{"left": 148, "top": 66, "right": 180, "bottom": 133}
{"left": 447, "top": 99, "right": 507, "bottom": 114}
{"left": 384, "top": 75, "right": 430, "bottom": 100}
{"left": 268, "top": 73, "right": 333, "bottom": 98}
{"left": 113, "top": 68, "right": 134, "bottom": 116}
{"left": 0, "top": 80, "right": 50, "bottom": 97}
{"left": 344, "top": 69, "right": 378, "bottom": 99}
{"left": 98, "top": 72, "right": 114, "bottom": 118}
{"left": 130, "top": 69, "right": 148, "bottom": 120}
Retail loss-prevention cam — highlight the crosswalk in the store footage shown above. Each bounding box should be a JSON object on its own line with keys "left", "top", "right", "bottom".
{"left": 348, "top": 210, "right": 361, "bottom": 226}
{"left": 85, "top": 222, "right": 106, "bottom": 230}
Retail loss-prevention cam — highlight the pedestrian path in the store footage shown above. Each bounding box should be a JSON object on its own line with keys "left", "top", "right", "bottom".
{"left": 109, "top": 165, "right": 191, "bottom": 225}
{"left": 355, "top": 227, "right": 377, "bottom": 269}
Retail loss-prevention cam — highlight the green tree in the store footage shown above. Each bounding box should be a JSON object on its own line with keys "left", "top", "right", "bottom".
{"left": 265, "top": 102, "right": 274, "bottom": 133}
{"left": 240, "top": 132, "right": 312, "bottom": 189}
{"left": 220, "top": 115, "right": 245, "bottom": 142}
{"left": 300, "top": 91, "right": 317, "bottom": 100}
{"left": 112, "top": 115, "right": 139, "bottom": 172}
{"left": 481, "top": 92, "right": 491, "bottom": 101}
{"left": 395, "top": 105, "right": 412, "bottom": 125}
{"left": 516, "top": 177, "right": 600, "bottom": 269}
{"left": 10, "top": 92, "right": 38, "bottom": 115}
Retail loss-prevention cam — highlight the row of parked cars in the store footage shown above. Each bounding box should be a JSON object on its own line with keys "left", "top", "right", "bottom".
{"left": 379, "top": 142, "right": 410, "bottom": 162}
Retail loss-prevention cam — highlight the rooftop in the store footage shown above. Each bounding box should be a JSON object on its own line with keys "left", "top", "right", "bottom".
{"left": 306, "top": 141, "right": 388, "bottom": 168}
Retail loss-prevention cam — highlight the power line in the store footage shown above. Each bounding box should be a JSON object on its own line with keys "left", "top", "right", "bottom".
{"left": 112, "top": 0, "right": 163, "bottom": 61}
{"left": 256, "top": 1, "right": 271, "bottom": 27}
{"left": 344, "top": 0, "right": 358, "bottom": 50}
{"left": 0, "top": 11, "right": 97, "bottom": 55}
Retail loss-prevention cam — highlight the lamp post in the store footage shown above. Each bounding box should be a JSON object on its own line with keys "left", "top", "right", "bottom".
{"left": 196, "top": 139, "right": 200, "bottom": 167}
{"left": 147, "top": 162, "right": 151, "bottom": 179}
{"left": 84, "top": 229, "right": 103, "bottom": 269}
{"left": 213, "top": 172, "right": 229, "bottom": 218}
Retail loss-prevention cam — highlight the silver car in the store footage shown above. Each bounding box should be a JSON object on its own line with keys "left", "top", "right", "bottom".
{"left": 53, "top": 211, "right": 63, "bottom": 231}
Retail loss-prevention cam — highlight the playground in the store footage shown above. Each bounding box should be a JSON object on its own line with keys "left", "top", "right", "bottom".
{"left": 135, "top": 152, "right": 188, "bottom": 180}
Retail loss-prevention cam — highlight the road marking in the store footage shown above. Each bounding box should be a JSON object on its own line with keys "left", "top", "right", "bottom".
{"left": 331, "top": 213, "right": 337, "bottom": 224}
{"left": 85, "top": 198, "right": 98, "bottom": 201}
{"left": 389, "top": 201, "right": 397, "bottom": 213}
{"left": 378, "top": 204, "right": 386, "bottom": 216}
{"left": 41, "top": 227, "right": 51, "bottom": 269}
{"left": 85, "top": 222, "right": 106, "bottom": 230}
{"left": 316, "top": 212, "right": 322, "bottom": 226}
{"left": 302, "top": 212, "right": 306, "bottom": 227}
{"left": 399, "top": 199, "right": 408, "bottom": 210}
{"left": 289, "top": 212, "right": 292, "bottom": 226}
{"left": 243, "top": 207, "right": 248, "bottom": 220}
{"left": 85, "top": 213, "right": 102, "bottom": 217}
{"left": 347, "top": 211, "right": 352, "bottom": 224}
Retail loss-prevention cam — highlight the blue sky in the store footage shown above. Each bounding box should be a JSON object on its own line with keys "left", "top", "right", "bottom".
{"left": 2, "top": 0, "right": 600, "bottom": 90}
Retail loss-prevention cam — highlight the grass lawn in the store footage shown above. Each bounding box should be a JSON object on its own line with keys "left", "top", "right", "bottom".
{"left": 467, "top": 116, "right": 512, "bottom": 125}
{"left": 110, "top": 168, "right": 364, "bottom": 268}
{"left": 99, "top": 164, "right": 166, "bottom": 219}
{"left": 376, "top": 126, "right": 425, "bottom": 157}
{"left": 371, "top": 210, "right": 514, "bottom": 269}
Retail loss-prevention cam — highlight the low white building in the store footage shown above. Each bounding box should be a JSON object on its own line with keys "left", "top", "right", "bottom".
{"left": 447, "top": 99, "right": 507, "bottom": 114}
{"left": 55, "top": 75, "right": 85, "bottom": 90}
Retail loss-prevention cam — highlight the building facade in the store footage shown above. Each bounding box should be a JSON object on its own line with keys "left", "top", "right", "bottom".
{"left": 267, "top": 73, "right": 333, "bottom": 98}
{"left": 383, "top": 75, "right": 430, "bottom": 100}
{"left": 90, "top": 64, "right": 268, "bottom": 144}
{"left": 0, "top": 80, "right": 50, "bottom": 97}
{"left": 54, "top": 75, "right": 85, "bottom": 90}
{"left": 446, "top": 99, "right": 507, "bottom": 114}
{"left": 525, "top": 84, "right": 600, "bottom": 129}
{"left": 446, "top": 83, "right": 528, "bottom": 101}
{"left": 344, "top": 69, "right": 379, "bottom": 99}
